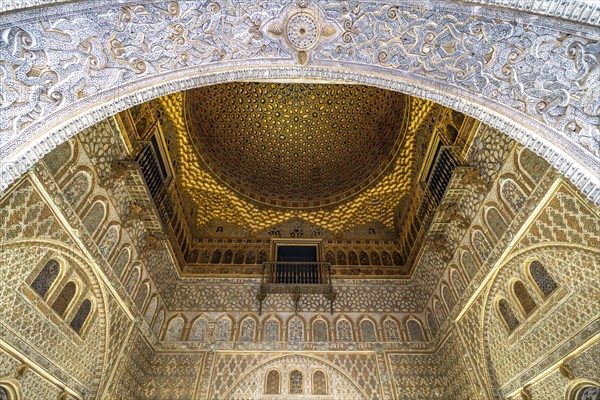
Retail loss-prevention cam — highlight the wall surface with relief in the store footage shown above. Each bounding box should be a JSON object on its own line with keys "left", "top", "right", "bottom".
{"left": 2, "top": 0, "right": 600, "bottom": 391}
{"left": 0, "top": 113, "right": 598, "bottom": 400}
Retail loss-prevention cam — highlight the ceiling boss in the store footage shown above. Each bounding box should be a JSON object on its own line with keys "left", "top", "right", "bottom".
{"left": 266, "top": 0, "right": 338, "bottom": 65}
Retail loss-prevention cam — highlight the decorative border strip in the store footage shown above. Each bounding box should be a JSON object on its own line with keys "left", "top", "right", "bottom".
{"left": 2, "top": 66, "right": 598, "bottom": 205}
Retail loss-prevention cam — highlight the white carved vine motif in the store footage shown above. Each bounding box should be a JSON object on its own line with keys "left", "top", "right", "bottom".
{"left": 0, "top": 0, "right": 599, "bottom": 200}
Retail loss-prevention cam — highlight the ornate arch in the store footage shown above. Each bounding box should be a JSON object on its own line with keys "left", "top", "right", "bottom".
{"left": 1, "top": 0, "right": 598, "bottom": 205}
{"left": 221, "top": 353, "right": 371, "bottom": 399}
{"left": 480, "top": 243, "right": 600, "bottom": 399}
{"left": 0, "top": 239, "right": 110, "bottom": 397}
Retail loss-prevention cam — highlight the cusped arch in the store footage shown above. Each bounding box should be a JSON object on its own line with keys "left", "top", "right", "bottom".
{"left": 2, "top": 2, "right": 599, "bottom": 206}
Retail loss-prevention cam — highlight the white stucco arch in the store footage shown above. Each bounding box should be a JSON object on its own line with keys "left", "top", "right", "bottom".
{"left": 1, "top": 0, "right": 599, "bottom": 202}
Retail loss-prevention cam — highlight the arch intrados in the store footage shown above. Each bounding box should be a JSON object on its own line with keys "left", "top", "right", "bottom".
{"left": 2, "top": 62, "right": 598, "bottom": 205}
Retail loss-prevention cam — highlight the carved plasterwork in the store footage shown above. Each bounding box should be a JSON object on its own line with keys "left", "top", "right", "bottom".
{"left": 185, "top": 82, "right": 408, "bottom": 209}
{"left": 164, "top": 91, "right": 428, "bottom": 233}
{"left": 1, "top": 0, "right": 599, "bottom": 205}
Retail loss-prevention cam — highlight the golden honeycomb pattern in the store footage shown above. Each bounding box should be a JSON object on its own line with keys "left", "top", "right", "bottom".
{"left": 185, "top": 82, "right": 409, "bottom": 208}
{"left": 161, "top": 87, "right": 430, "bottom": 234}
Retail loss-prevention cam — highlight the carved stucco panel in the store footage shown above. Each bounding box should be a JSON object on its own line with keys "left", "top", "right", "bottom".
{"left": 1, "top": 0, "right": 599, "bottom": 204}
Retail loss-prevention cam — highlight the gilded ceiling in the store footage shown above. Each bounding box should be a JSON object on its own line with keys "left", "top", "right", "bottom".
{"left": 185, "top": 83, "right": 408, "bottom": 209}
{"left": 159, "top": 84, "right": 434, "bottom": 235}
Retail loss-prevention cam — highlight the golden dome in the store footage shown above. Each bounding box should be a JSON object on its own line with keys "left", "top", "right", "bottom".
{"left": 185, "top": 82, "right": 409, "bottom": 209}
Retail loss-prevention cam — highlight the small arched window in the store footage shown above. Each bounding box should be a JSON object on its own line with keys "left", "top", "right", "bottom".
{"left": 336, "top": 319, "right": 353, "bottom": 342}
{"left": 264, "top": 319, "right": 280, "bottom": 342}
{"left": 336, "top": 251, "right": 347, "bottom": 265}
{"left": 210, "top": 250, "right": 222, "bottom": 264}
{"left": 164, "top": 316, "right": 185, "bottom": 341}
{"left": 234, "top": 250, "right": 245, "bottom": 264}
{"left": 289, "top": 370, "right": 303, "bottom": 394}
{"left": 70, "top": 299, "right": 92, "bottom": 334}
{"left": 245, "top": 250, "right": 255, "bottom": 264}
{"left": 512, "top": 280, "right": 537, "bottom": 316}
{"left": 528, "top": 261, "right": 558, "bottom": 298}
{"left": 240, "top": 318, "right": 256, "bottom": 342}
{"left": 288, "top": 317, "right": 304, "bottom": 342}
{"left": 189, "top": 318, "right": 207, "bottom": 341}
{"left": 0, "top": 386, "right": 8, "bottom": 400}
{"left": 381, "top": 251, "right": 393, "bottom": 266}
{"left": 359, "top": 251, "right": 370, "bottom": 265}
{"left": 406, "top": 319, "right": 425, "bottom": 342}
{"left": 360, "top": 319, "right": 377, "bottom": 342}
{"left": 215, "top": 317, "right": 232, "bottom": 341}
{"left": 325, "top": 251, "right": 336, "bottom": 265}
{"left": 312, "top": 370, "right": 328, "bottom": 395}
{"left": 31, "top": 259, "right": 60, "bottom": 298}
{"left": 442, "top": 285, "right": 455, "bottom": 313}
{"left": 313, "top": 320, "right": 328, "bottom": 342}
{"left": 451, "top": 269, "right": 466, "bottom": 296}
{"left": 81, "top": 200, "right": 106, "bottom": 236}
{"left": 348, "top": 251, "right": 358, "bottom": 265}
{"left": 497, "top": 299, "right": 520, "bottom": 332}
{"left": 265, "top": 370, "right": 280, "bottom": 395}
{"left": 51, "top": 281, "right": 76, "bottom": 317}
{"left": 222, "top": 250, "right": 233, "bottom": 264}
{"left": 370, "top": 251, "right": 381, "bottom": 265}
{"left": 384, "top": 318, "right": 401, "bottom": 341}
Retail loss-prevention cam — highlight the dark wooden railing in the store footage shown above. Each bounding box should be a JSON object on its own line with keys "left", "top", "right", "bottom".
{"left": 258, "top": 262, "right": 335, "bottom": 314}
{"left": 261, "top": 262, "right": 331, "bottom": 285}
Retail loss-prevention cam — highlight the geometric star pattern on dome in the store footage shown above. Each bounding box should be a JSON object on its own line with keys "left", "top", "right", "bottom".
{"left": 159, "top": 86, "right": 433, "bottom": 234}
{"left": 185, "top": 83, "right": 408, "bottom": 209}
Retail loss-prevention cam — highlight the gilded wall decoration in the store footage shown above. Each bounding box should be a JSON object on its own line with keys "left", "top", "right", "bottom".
{"left": 185, "top": 82, "right": 408, "bottom": 209}
{"left": 164, "top": 90, "right": 427, "bottom": 234}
